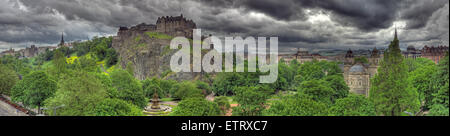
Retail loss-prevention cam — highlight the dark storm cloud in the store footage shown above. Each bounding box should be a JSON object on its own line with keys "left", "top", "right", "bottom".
{"left": 0, "top": 0, "right": 448, "bottom": 52}
{"left": 198, "top": 0, "right": 448, "bottom": 31}
{"left": 400, "top": 0, "right": 449, "bottom": 29}
{"left": 197, "top": 0, "right": 401, "bottom": 31}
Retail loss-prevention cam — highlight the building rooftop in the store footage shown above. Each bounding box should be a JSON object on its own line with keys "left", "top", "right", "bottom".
{"left": 349, "top": 64, "right": 366, "bottom": 73}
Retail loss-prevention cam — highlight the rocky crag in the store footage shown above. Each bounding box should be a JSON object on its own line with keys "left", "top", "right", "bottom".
{"left": 112, "top": 15, "right": 202, "bottom": 81}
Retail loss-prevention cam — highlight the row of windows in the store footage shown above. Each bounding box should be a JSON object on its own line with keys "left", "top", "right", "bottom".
{"left": 347, "top": 80, "right": 366, "bottom": 86}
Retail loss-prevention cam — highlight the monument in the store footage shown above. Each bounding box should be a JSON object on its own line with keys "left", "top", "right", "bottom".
{"left": 150, "top": 89, "right": 161, "bottom": 109}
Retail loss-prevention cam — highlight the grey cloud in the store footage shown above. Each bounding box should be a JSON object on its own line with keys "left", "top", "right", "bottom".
{"left": 0, "top": 0, "right": 448, "bottom": 52}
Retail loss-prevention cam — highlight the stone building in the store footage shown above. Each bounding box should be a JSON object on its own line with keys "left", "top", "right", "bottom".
{"left": 342, "top": 48, "right": 380, "bottom": 97}
{"left": 346, "top": 64, "right": 371, "bottom": 96}
{"left": 156, "top": 14, "right": 197, "bottom": 39}
{"left": 420, "top": 45, "right": 449, "bottom": 64}
{"left": 0, "top": 48, "right": 15, "bottom": 57}
{"left": 403, "top": 45, "right": 421, "bottom": 60}
{"left": 23, "top": 45, "right": 39, "bottom": 58}
{"left": 278, "top": 48, "right": 329, "bottom": 64}
{"left": 117, "top": 14, "right": 197, "bottom": 39}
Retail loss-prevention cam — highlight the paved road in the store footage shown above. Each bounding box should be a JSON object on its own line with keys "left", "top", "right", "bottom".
{"left": 0, "top": 105, "right": 14, "bottom": 116}
{"left": 0, "top": 99, "right": 23, "bottom": 116}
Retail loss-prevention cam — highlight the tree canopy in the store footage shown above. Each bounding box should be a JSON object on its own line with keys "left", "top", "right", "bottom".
{"left": 0, "top": 64, "right": 18, "bottom": 95}
{"left": 370, "top": 35, "right": 420, "bottom": 116}
{"left": 11, "top": 71, "right": 57, "bottom": 114}
{"left": 171, "top": 98, "right": 221, "bottom": 116}
{"left": 328, "top": 94, "right": 376, "bottom": 116}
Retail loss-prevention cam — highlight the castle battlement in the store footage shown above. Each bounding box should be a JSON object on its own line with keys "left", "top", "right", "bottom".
{"left": 117, "top": 14, "right": 197, "bottom": 39}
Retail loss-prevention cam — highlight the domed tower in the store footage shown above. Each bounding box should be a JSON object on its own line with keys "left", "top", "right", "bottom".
{"left": 346, "top": 63, "right": 370, "bottom": 97}
{"left": 407, "top": 45, "right": 416, "bottom": 52}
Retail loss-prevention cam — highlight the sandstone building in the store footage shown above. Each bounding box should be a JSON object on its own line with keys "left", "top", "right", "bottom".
{"left": 278, "top": 48, "right": 329, "bottom": 64}
{"left": 342, "top": 48, "right": 380, "bottom": 97}
{"left": 403, "top": 45, "right": 421, "bottom": 60}
{"left": 402, "top": 45, "right": 448, "bottom": 64}
{"left": 420, "top": 45, "right": 449, "bottom": 64}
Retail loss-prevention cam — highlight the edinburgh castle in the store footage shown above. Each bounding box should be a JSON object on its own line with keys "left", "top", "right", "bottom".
{"left": 117, "top": 14, "right": 197, "bottom": 39}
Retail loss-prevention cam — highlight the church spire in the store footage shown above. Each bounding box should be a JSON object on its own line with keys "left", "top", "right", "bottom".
{"left": 394, "top": 27, "right": 398, "bottom": 40}
{"left": 59, "top": 32, "right": 65, "bottom": 47}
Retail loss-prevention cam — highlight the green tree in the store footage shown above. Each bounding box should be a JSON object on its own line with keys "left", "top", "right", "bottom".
{"left": 328, "top": 94, "right": 376, "bottom": 116}
{"left": 75, "top": 56, "right": 98, "bottom": 72}
{"left": 354, "top": 56, "right": 369, "bottom": 64}
{"left": 369, "top": 32, "right": 420, "bottom": 116}
{"left": 171, "top": 98, "right": 221, "bottom": 116}
{"left": 110, "top": 70, "right": 147, "bottom": 108}
{"left": 295, "top": 61, "right": 325, "bottom": 83}
{"left": 272, "top": 60, "right": 294, "bottom": 91}
{"left": 11, "top": 71, "right": 57, "bottom": 114}
{"left": 92, "top": 37, "right": 112, "bottom": 60}
{"left": 44, "top": 71, "right": 107, "bottom": 116}
{"left": 93, "top": 98, "right": 144, "bottom": 116}
{"left": 94, "top": 73, "right": 117, "bottom": 98}
{"left": 105, "top": 48, "right": 118, "bottom": 67}
{"left": 160, "top": 79, "right": 177, "bottom": 97}
{"left": 196, "top": 81, "right": 212, "bottom": 95}
{"left": 263, "top": 94, "right": 328, "bottom": 116}
{"left": 232, "top": 86, "right": 269, "bottom": 116}
{"left": 324, "top": 75, "right": 349, "bottom": 102}
{"left": 126, "top": 61, "right": 134, "bottom": 76}
{"left": 53, "top": 49, "right": 67, "bottom": 75}
{"left": 297, "top": 79, "right": 335, "bottom": 104}
{"left": 171, "top": 81, "right": 203, "bottom": 100}
{"left": 407, "top": 58, "right": 437, "bottom": 110}
{"left": 212, "top": 72, "right": 245, "bottom": 96}
{"left": 428, "top": 52, "right": 449, "bottom": 116}
{"left": 214, "top": 96, "right": 231, "bottom": 115}
{"left": 428, "top": 83, "right": 449, "bottom": 116}
{"left": 0, "top": 64, "right": 18, "bottom": 95}
{"left": 142, "top": 77, "right": 163, "bottom": 98}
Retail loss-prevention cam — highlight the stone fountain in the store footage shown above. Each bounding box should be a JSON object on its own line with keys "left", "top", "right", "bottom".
{"left": 150, "top": 90, "right": 161, "bottom": 109}
{"left": 144, "top": 88, "right": 172, "bottom": 116}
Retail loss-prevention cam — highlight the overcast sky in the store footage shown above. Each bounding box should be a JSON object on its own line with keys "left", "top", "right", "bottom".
{"left": 0, "top": 0, "right": 448, "bottom": 53}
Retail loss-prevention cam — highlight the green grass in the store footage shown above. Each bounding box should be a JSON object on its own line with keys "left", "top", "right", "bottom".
{"left": 161, "top": 45, "right": 171, "bottom": 56}
{"left": 41, "top": 61, "right": 54, "bottom": 69}
{"left": 135, "top": 36, "right": 141, "bottom": 42}
{"left": 160, "top": 97, "right": 174, "bottom": 102}
{"left": 70, "top": 52, "right": 77, "bottom": 57}
{"left": 136, "top": 43, "right": 146, "bottom": 47}
{"left": 222, "top": 96, "right": 238, "bottom": 105}
{"left": 145, "top": 32, "right": 173, "bottom": 40}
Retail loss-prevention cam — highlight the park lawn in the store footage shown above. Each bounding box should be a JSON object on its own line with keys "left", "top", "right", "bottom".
{"left": 41, "top": 61, "right": 54, "bottom": 69}
{"left": 160, "top": 97, "right": 175, "bottom": 102}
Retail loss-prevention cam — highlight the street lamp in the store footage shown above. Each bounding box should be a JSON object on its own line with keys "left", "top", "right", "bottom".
{"left": 404, "top": 111, "right": 414, "bottom": 116}
{"left": 40, "top": 104, "right": 65, "bottom": 116}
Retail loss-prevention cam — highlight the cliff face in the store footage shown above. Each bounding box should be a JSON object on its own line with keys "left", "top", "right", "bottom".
{"left": 112, "top": 27, "right": 199, "bottom": 81}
